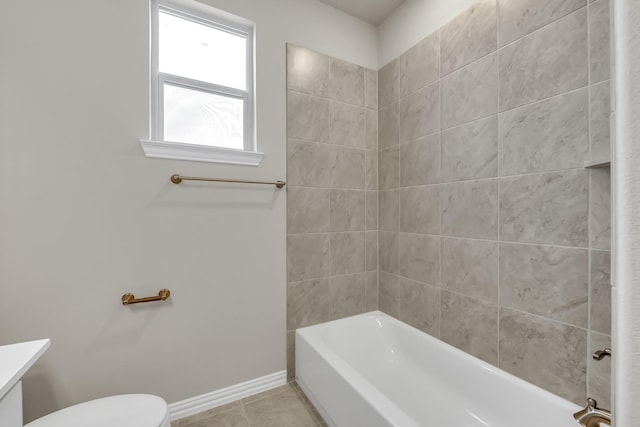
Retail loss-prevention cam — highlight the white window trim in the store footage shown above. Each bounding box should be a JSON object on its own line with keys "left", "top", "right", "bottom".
{"left": 141, "top": 0, "right": 262, "bottom": 166}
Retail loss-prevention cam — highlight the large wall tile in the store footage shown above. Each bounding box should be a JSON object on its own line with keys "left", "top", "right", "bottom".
{"left": 365, "top": 230, "right": 378, "bottom": 271}
{"left": 331, "top": 232, "right": 365, "bottom": 275}
{"left": 499, "top": 170, "right": 589, "bottom": 246}
{"left": 499, "top": 308, "right": 587, "bottom": 403}
{"left": 442, "top": 179, "right": 499, "bottom": 239}
{"left": 332, "top": 273, "right": 366, "bottom": 319}
{"left": 365, "top": 149, "right": 378, "bottom": 191}
{"left": 287, "top": 91, "right": 330, "bottom": 142}
{"left": 286, "top": 44, "right": 328, "bottom": 97}
{"left": 364, "top": 68, "right": 378, "bottom": 110}
{"left": 398, "top": 233, "right": 440, "bottom": 285}
{"left": 287, "top": 278, "right": 333, "bottom": 329}
{"left": 589, "top": 0, "right": 610, "bottom": 84}
{"left": 441, "top": 0, "right": 497, "bottom": 75}
{"left": 329, "top": 58, "right": 364, "bottom": 106}
{"left": 441, "top": 238, "right": 499, "bottom": 302}
{"left": 365, "top": 108, "right": 378, "bottom": 151}
{"left": 590, "top": 169, "right": 611, "bottom": 250}
{"left": 590, "top": 81, "right": 611, "bottom": 161}
{"left": 379, "top": 190, "right": 399, "bottom": 232}
{"left": 379, "top": 232, "right": 399, "bottom": 274}
{"left": 442, "top": 115, "right": 498, "bottom": 182}
{"left": 365, "top": 190, "right": 378, "bottom": 231}
{"left": 364, "top": 271, "right": 378, "bottom": 311}
{"left": 399, "top": 278, "right": 440, "bottom": 336}
{"left": 379, "top": 147, "right": 399, "bottom": 190}
{"left": 287, "top": 139, "right": 336, "bottom": 188}
{"left": 497, "top": 0, "right": 585, "bottom": 47}
{"left": 500, "top": 243, "right": 588, "bottom": 327}
{"left": 499, "top": 88, "right": 588, "bottom": 175}
{"left": 441, "top": 291, "right": 498, "bottom": 365}
{"left": 379, "top": 272, "right": 400, "bottom": 317}
{"left": 442, "top": 53, "right": 498, "bottom": 128}
{"left": 400, "top": 134, "right": 440, "bottom": 186}
{"left": 499, "top": 9, "right": 588, "bottom": 111}
{"left": 379, "top": 59, "right": 399, "bottom": 108}
{"left": 590, "top": 250, "right": 611, "bottom": 334}
{"left": 588, "top": 332, "right": 611, "bottom": 408}
{"left": 287, "top": 233, "right": 330, "bottom": 282}
{"left": 399, "top": 31, "right": 439, "bottom": 97}
{"left": 378, "top": 102, "right": 399, "bottom": 149}
{"left": 329, "top": 102, "right": 365, "bottom": 148}
{"left": 330, "top": 189, "right": 365, "bottom": 232}
{"left": 399, "top": 82, "right": 440, "bottom": 142}
{"left": 333, "top": 146, "right": 365, "bottom": 189}
{"left": 287, "top": 187, "right": 331, "bottom": 234}
{"left": 399, "top": 186, "right": 440, "bottom": 234}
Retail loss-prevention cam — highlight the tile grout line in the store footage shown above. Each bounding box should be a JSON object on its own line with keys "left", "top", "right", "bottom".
{"left": 288, "top": 231, "right": 595, "bottom": 251}
{"left": 238, "top": 399, "right": 251, "bottom": 426}
{"left": 396, "top": 65, "right": 401, "bottom": 317}
{"left": 438, "top": 34, "right": 444, "bottom": 340}
{"left": 496, "top": 0, "right": 502, "bottom": 368}
{"left": 375, "top": 73, "right": 380, "bottom": 312}
{"left": 586, "top": 0, "right": 593, "bottom": 401}
{"left": 289, "top": 160, "right": 589, "bottom": 192}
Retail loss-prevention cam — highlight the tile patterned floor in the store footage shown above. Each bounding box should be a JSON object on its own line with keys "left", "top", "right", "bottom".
{"left": 171, "top": 382, "right": 327, "bottom": 427}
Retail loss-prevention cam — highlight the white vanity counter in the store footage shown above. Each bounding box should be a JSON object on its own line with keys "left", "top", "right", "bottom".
{"left": 0, "top": 339, "right": 50, "bottom": 427}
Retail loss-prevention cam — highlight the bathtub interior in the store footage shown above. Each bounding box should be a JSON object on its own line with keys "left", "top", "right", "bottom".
{"left": 296, "top": 311, "right": 582, "bottom": 427}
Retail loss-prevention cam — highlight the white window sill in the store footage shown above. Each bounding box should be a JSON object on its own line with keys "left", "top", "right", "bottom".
{"left": 140, "top": 139, "right": 264, "bottom": 166}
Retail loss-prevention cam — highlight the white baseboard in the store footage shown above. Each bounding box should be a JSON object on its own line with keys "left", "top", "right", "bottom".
{"left": 168, "top": 371, "right": 287, "bottom": 421}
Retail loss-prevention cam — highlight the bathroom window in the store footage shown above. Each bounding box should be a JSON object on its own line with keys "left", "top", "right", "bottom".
{"left": 142, "top": 0, "right": 262, "bottom": 165}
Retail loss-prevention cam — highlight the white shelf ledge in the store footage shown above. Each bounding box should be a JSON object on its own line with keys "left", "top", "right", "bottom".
{"left": 140, "top": 140, "right": 264, "bottom": 166}
{"left": 584, "top": 159, "right": 611, "bottom": 168}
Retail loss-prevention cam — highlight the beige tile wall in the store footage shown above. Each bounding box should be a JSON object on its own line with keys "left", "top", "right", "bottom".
{"left": 286, "top": 0, "right": 611, "bottom": 408}
{"left": 286, "top": 44, "right": 378, "bottom": 380}
{"left": 378, "top": 0, "right": 611, "bottom": 406}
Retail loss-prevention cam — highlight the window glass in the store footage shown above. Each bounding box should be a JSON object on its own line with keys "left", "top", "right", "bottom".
{"left": 163, "top": 83, "right": 244, "bottom": 149}
{"left": 159, "top": 10, "right": 247, "bottom": 90}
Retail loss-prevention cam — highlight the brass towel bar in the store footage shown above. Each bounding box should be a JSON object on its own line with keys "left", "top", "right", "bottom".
{"left": 122, "top": 289, "right": 171, "bottom": 305}
{"left": 170, "top": 174, "right": 286, "bottom": 189}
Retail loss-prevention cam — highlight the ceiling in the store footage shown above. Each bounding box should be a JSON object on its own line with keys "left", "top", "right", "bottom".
{"left": 317, "top": 0, "right": 406, "bottom": 26}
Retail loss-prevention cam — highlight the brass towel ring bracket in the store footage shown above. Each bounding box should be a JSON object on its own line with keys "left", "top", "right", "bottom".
{"left": 170, "top": 174, "right": 286, "bottom": 189}
{"left": 122, "top": 289, "right": 171, "bottom": 305}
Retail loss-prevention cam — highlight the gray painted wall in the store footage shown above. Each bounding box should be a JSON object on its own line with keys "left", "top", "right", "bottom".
{"left": 0, "top": 0, "right": 377, "bottom": 423}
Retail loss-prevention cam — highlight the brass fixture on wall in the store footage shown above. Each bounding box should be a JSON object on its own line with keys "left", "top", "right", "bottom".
{"left": 170, "top": 174, "right": 286, "bottom": 189}
{"left": 121, "top": 289, "right": 171, "bottom": 305}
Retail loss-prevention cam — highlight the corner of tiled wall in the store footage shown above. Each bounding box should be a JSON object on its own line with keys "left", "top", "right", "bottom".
{"left": 285, "top": 44, "right": 379, "bottom": 380}
{"left": 376, "top": 0, "right": 611, "bottom": 406}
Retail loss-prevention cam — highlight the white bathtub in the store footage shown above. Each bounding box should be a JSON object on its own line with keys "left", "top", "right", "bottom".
{"left": 296, "top": 311, "right": 582, "bottom": 427}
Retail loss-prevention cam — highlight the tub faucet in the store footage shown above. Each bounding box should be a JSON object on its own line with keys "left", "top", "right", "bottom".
{"left": 593, "top": 348, "right": 612, "bottom": 360}
{"left": 573, "top": 398, "right": 611, "bottom": 427}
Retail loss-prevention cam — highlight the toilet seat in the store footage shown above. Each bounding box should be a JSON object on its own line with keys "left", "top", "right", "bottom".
{"left": 25, "top": 394, "right": 170, "bottom": 427}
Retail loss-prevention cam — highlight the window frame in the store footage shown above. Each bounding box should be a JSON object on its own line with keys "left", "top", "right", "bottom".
{"left": 143, "top": 0, "right": 261, "bottom": 165}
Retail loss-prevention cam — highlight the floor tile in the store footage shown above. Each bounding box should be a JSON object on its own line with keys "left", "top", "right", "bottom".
{"left": 244, "top": 385, "right": 318, "bottom": 427}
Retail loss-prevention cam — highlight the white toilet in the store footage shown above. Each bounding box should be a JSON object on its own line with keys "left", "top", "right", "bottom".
{"left": 24, "top": 394, "right": 170, "bottom": 427}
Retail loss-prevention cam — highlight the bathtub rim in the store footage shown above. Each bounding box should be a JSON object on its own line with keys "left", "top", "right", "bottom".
{"left": 295, "top": 310, "right": 583, "bottom": 426}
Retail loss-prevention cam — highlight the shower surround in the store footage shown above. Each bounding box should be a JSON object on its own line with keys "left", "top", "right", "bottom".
{"left": 286, "top": 44, "right": 379, "bottom": 379}
{"left": 287, "top": 0, "right": 611, "bottom": 408}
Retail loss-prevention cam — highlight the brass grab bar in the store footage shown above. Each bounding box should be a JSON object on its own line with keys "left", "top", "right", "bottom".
{"left": 122, "top": 289, "right": 171, "bottom": 305}
{"left": 170, "top": 174, "right": 286, "bottom": 189}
